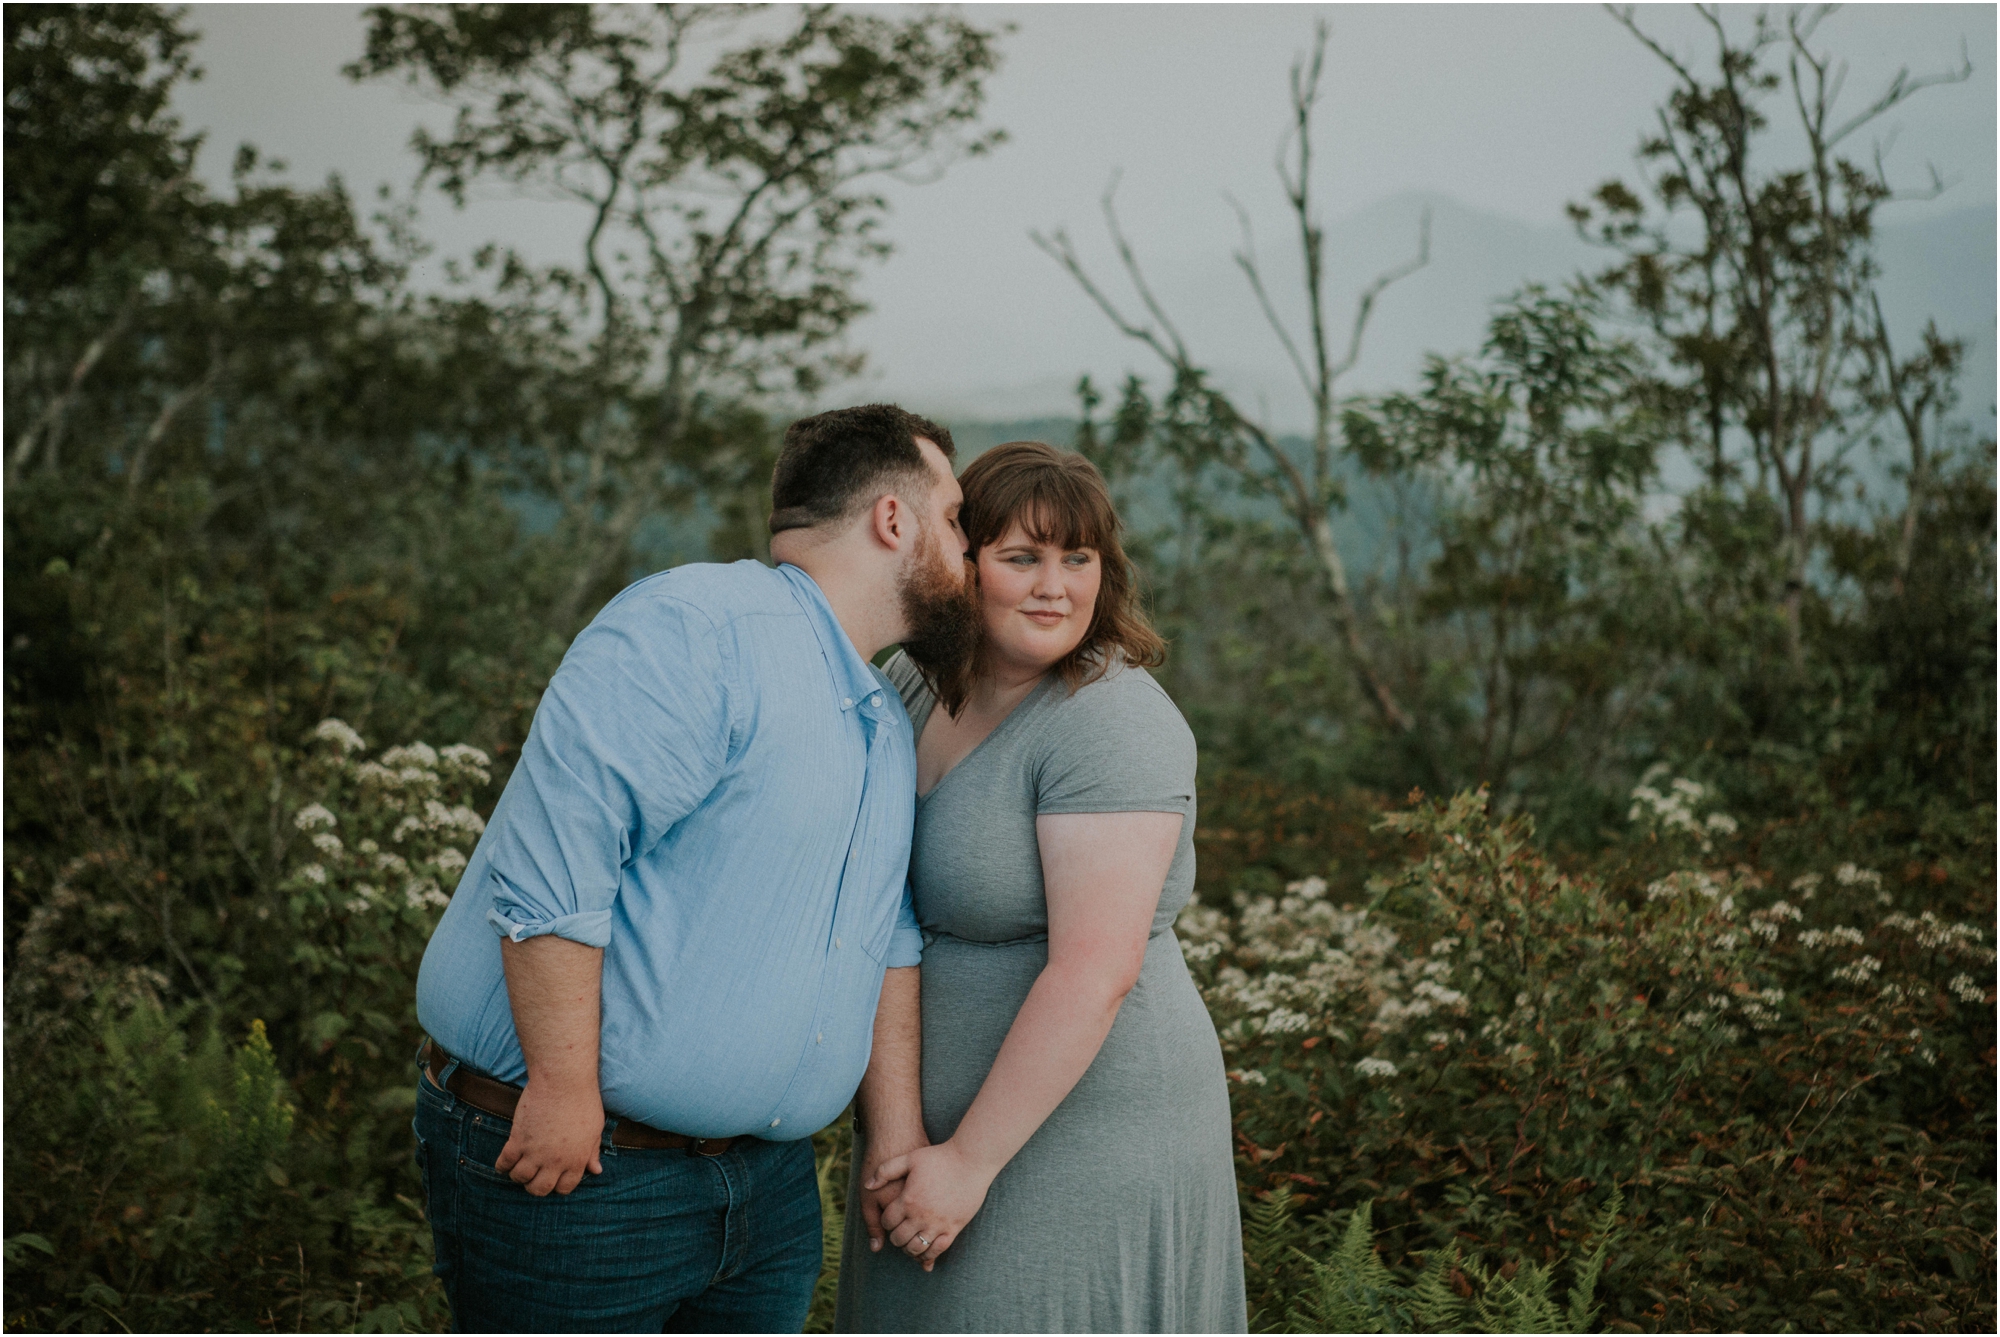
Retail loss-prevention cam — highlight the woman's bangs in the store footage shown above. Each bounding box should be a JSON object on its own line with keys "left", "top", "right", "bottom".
{"left": 1013, "top": 478, "right": 1110, "bottom": 554}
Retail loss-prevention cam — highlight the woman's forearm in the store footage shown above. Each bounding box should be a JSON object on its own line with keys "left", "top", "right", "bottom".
{"left": 945, "top": 959, "right": 1133, "bottom": 1178}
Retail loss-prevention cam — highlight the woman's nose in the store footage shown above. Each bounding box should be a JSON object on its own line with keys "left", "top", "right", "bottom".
{"left": 1032, "top": 562, "right": 1066, "bottom": 598}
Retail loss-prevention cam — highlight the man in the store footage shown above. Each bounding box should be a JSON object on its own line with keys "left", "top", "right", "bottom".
{"left": 411, "top": 404, "right": 972, "bottom": 1332}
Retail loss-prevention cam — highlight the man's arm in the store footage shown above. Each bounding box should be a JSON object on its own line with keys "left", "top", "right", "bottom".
{"left": 852, "top": 965, "right": 926, "bottom": 1251}
{"left": 494, "top": 935, "right": 606, "bottom": 1197}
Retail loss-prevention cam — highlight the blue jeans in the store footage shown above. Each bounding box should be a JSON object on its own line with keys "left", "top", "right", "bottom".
{"left": 413, "top": 1060, "right": 823, "bottom": 1333}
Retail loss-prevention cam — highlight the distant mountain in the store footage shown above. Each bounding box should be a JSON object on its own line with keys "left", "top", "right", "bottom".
{"left": 917, "top": 193, "right": 1994, "bottom": 439}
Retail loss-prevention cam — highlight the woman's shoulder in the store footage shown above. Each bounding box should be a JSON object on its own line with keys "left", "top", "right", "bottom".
{"left": 1036, "top": 662, "right": 1194, "bottom": 757}
{"left": 880, "top": 650, "right": 935, "bottom": 722}
{"left": 1030, "top": 662, "right": 1196, "bottom": 812}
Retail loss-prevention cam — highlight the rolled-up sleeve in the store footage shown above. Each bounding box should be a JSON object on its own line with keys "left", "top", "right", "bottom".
{"left": 882, "top": 881, "right": 925, "bottom": 968}
{"left": 481, "top": 593, "right": 732, "bottom": 947}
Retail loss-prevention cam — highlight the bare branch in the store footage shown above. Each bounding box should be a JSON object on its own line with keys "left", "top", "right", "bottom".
{"left": 1328, "top": 207, "right": 1432, "bottom": 386}
{"left": 1099, "top": 174, "right": 1192, "bottom": 365}
{"left": 1227, "top": 193, "right": 1316, "bottom": 398}
{"left": 10, "top": 297, "right": 138, "bottom": 484}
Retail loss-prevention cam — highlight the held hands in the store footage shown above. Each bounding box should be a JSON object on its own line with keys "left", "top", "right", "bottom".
{"left": 859, "top": 1129, "right": 930, "bottom": 1257}
{"left": 866, "top": 1140, "right": 996, "bottom": 1271}
{"left": 494, "top": 1078, "right": 605, "bottom": 1196}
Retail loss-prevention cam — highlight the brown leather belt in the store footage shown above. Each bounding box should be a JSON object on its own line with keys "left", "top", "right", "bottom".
{"left": 421, "top": 1039, "right": 745, "bottom": 1155}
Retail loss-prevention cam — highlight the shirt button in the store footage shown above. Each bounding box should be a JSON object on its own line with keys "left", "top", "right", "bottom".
{"left": 770, "top": 1118, "right": 781, "bottom": 1128}
{"left": 834, "top": 936, "right": 841, "bottom": 949}
{"left": 870, "top": 693, "right": 881, "bottom": 706}
{"left": 816, "top": 1032, "right": 824, "bottom": 1044}
{"left": 842, "top": 697, "right": 854, "bottom": 708}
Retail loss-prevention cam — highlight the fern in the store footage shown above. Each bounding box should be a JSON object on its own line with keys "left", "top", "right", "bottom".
{"left": 1408, "top": 1241, "right": 1467, "bottom": 1332}
{"left": 1564, "top": 1186, "right": 1623, "bottom": 1333}
{"left": 1243, "top": 1183, "right": 1304, "bottom": 1331}
{"left": 1279, "top": 1192, "right": 1625, "bottom": 1334}
{"left": 1243, "top": 1182, "right": 1299, "bottom": 1279}
{"left": 1476, "top": 1259, "right": 1564, "bottom": 1335}
{"left": 1289, "top": 1201, "right": 1405, "bottom": 1334}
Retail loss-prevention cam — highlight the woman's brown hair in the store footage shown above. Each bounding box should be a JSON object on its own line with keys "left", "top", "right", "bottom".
{"left": 932, "top": 441, "right": 1165, "bottom": 716}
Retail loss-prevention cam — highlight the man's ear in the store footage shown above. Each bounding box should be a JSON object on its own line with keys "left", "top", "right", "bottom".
{"left": 868, "top": 492, "right": 908, "bottom": 552}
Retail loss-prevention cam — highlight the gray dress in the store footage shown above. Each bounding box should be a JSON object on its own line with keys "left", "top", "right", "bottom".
{"left": 835, "top": 654, "right": 1246, "bottom": 1334}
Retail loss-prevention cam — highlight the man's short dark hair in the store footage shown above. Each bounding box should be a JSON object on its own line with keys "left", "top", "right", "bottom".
{"left": 769, "top": 404, "right": 956, "bottom": 535}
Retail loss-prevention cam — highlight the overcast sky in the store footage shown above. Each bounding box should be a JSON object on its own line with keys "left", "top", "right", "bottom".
{"left": 173, "top": 3, "right": 1996, "bottom": 427}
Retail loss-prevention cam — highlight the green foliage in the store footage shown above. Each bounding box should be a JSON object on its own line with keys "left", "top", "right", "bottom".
{"left": 1185, "top": 785, "right": 1994, "bottom": 1332}
{"left": 7, "top": 6, "right": 1992, "bottom": 1335}
{"left": 805, "top": 1116, "right": 855, "bottom": 1335}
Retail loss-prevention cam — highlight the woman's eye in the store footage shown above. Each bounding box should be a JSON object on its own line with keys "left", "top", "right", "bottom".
{"left": 1064, "top": 553, "right": 1091, "bottom": 566}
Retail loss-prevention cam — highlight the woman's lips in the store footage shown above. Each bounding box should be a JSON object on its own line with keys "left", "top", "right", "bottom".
{"left": 1022, "top": 609, "right": 1065, "bottom": 625}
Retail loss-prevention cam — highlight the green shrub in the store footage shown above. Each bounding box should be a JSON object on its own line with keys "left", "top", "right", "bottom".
{"left": 1185, "top": 785, "right": 1995, "bottom": 1332}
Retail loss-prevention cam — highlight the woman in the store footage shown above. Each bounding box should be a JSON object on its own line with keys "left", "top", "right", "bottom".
{"left": 835, "top": 441, "right": 1245, "bottom": 1333}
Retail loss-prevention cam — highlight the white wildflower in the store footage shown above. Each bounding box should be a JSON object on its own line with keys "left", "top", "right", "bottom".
{"left": 1354, "top": 1057, "right": 1399, "bottom": 1079}
{"left": 393, "top": 816, "right": 423, "bottom": 843}
{"left": 1704, "top": 812, "right": 1739, "bottom": 836}
{"left": 1749, "top": 920, "right": 1779, "bottom": 942}
{"left": 1790, "top": 873, "right": 1822, "bottom": 899}
{"left": 435, "top": 847, "right": 468, "bottom": 877}
{"left": 300, "top": 864, "right": 327, "bottom": 885}
{"left": 425, "top": 800, "right": 486, "bottom": 836}
{"left": 357, "top": 838, "right": 379, "bottom": 855}
{"left": 1424, "top": 1030, "right": 1453, "bottom": 1046}
{"left": 345, "top": 897, "right": 373, "bottom": 914}
{"left": 293, "top": 803, "right": 337, "bottom": 831}
{"left": 1832, "top": 955, "right": 1883, "bottom": 984}
{"left": 1947, "top": 973, "right": 1987, "bottom": 1004}
{"left": 313, "top": 718, "right": 366, "bottom": 753}
{"left": 1835, "top": 863, "right": 1882, "bottom": 889}
{"left": 375, "top": 852, "right": 408, "bottom": 876}
{"left": 1229, "top": 1069, "right": 1268, "bottom": 1086}
{"left": 381, "top": 742, "right": 439, "bottom": 770}
{"left": 1286, "top": 875, "right": 1329, "bottom": 901}
{"left": 1263, "top": 1007, "right": 1311, "bottom": 1035}
{"left": 404, "top": 878, "right": 449, "bottom": 910}
{"left": 311, "top": 832, "right": 343, "bottom": 858}
{"left": 439, "top": 744, "right": 492, "bottom": 783}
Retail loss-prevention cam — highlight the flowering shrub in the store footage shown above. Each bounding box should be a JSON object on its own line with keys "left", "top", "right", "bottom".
{"left": 2, "top": 720, "right": 486, "bottom": 1332}
{"left": 1184, "top": 785, "right": 1995, "bottom": 1332}
{"left": 279, "top": 720, "right": 488, "bottom": 1059}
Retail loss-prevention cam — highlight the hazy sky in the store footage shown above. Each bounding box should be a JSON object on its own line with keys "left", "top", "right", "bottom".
{"left": 173, "top": 3, "right": 1996, "bottom": 426}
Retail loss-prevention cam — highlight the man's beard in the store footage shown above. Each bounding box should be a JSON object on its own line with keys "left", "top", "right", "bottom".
{"left": 896, "top": 521, "right": 980, "bottom": 681}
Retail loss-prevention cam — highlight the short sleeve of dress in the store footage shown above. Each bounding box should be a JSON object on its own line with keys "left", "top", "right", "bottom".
{"left": 881, "top": 651, "right": 936, "bottom": 732}
{"left": 1034, "top": 667, "right": 1196, "bottom": 817}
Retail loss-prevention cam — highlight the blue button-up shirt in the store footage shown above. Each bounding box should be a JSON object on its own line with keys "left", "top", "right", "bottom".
{"left": 415, "top": 561, "right": 923, "bottom": 1140}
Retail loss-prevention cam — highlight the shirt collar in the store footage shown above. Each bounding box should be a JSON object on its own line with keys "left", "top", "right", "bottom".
{"left": 777, "top": 563, "right": 888, "bottom": 715}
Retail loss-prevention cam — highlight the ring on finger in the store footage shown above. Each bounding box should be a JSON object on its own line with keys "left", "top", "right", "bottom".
{"left": 914, "top": 1234, "right": 930, "bottom": 1250}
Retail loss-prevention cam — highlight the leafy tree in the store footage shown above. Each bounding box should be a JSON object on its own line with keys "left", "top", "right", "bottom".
{"left": 1567, "top": 4, "right": 1973, "bottom": 660}
{"left": 348, "top": 3, "right": 1005, "bottom": 623}
{"left": 1343, "top": 289, "right": 1667, "bottom": 804}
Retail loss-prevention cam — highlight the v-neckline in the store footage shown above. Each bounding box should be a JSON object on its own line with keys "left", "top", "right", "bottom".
{"left": 915, "top": 674, "right": 1053, "bottom": 805}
